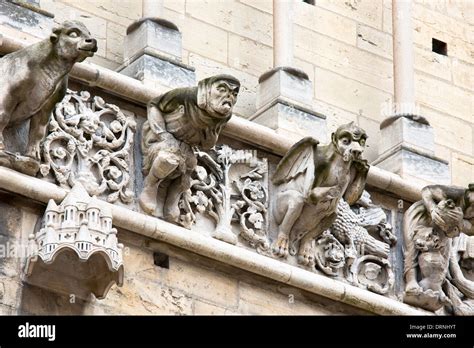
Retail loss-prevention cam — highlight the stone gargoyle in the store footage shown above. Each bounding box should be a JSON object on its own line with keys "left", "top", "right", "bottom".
{"left": 272, "top": 122, "right": 369, "bottom": 266}
{"left": 0, "top": 20, "right": 97, "bottom": 175}
{"left": 139, "top": 74, "right": 240, "bottom": 227}
{"left": 403, "top": 184, "right": 474, "bottom": 313}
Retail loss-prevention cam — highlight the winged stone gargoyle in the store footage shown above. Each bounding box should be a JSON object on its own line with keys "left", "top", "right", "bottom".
{"left": 271, "top": 122, "right": 370, "bottom": 266}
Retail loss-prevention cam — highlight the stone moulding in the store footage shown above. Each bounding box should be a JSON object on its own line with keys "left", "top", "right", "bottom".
{"left": 0, "top": 166, "right": 428, "bottom": 315}
{"left": 25, "top": 182, "right": 124, "bottom": 300}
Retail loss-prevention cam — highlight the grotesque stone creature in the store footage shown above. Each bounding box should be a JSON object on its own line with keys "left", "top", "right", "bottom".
{"left": 272, "top": 122, "right": 369, "bottom": 266}
{"left": 139, "top": 75, "right": 240, "bottom": 225}
{"left": 412, "top": 226, "right": 450, "bottom": 300}
{"left": 404, "top": 184, "right": 474, "bottom": 312}
{"left": 0, "top": 21, "right": 97, "bottom": 174}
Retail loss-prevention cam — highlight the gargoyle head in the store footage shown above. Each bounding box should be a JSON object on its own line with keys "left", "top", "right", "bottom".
{"left": 331, "top": 122, "right": 368, "bottom": 162}
{"left": 50, "top": 20, "right": 97, "bottom": 63}
{"left": 436, "top": 199, "right": 464, "bottom": 238}
{"left": 414, "top": 227, "right": 440, "bottom": 252}
{"left": 197, "top": 74, "right": 240, "bottom": 118}
{"left": 464, "top": 183, "right": 474, "bottom": 220}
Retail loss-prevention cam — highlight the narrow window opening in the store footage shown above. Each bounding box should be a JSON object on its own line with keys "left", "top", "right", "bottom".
{"left": 432, "top": 38, "right": 447, "bottom": 56}
{"left": 303, "top": 0, "right": 315, "bottom": 4}
{"left": 153, "top": 252, "right": 170, "bottom": 269}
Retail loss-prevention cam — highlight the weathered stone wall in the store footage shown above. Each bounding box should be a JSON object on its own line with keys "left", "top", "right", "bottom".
{"left": 30, "top": 0, "right": 474, "bottom": 186}
{"left": 2, "top": 197, "right": 371, "bottom": 315}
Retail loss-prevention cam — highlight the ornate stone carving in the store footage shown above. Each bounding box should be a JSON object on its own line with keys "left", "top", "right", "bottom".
{"left": 179, "top": 145, "right": 270, "bottom": 252}
{"left": 314, "top": 192, "right": 396, "bottom": 295}
{"left": 39, "top": 89, "right": 136, "bottom": 204}
{"left": 26, "top": 182, "right": 124, "bottom": 300}
{"left": 272, "top": 122, "right": 369, "bottom": 266}
{"left": 403, "top": 184, "right": 474, "bottom": 313}
{"left": 139, "top": 74, "right": 240, "bottom": 226}
{"left": 0, "top": 20, "right": 97, "bottom": 175}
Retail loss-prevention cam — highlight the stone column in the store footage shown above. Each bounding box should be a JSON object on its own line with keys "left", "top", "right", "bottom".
{"left": 373, "top": 0, "right": 450, "bottom": 185}
{"left": 273, "top": 0, "right": 293, "bottom": 68}
{"left": 142, "top": 0, "right": 164, "bottom": 18}
{"left": 119, "top": 0, "right": 195, "bottom": 89}
{"left": 392, "top": 0, "right": 415, "bottom": 115}
{"left": 251, "top": 0, "right": 327, "bottom": 142}
{"left": 0, "top": 0, "right": 54, "bottom": 38}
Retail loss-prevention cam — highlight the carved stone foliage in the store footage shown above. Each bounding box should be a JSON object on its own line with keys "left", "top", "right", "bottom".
{"left": 315, "top": 192, "right": 396, "bottom": 295}
{"left": 40, "top": 89, "right": 136, "bottom": 204}
{"left": 271, "top": 122, "right": 370, "bottom": 266}
{"left": 0, "top": 21, "right": 97, "bottom": 176}
{"left": 26, "top": 182, "right": 124, "bottom": 300}
{"left": 179, "top": 145, "right": 270, "bottom": 252}
{"left": 403, "top": 184, "right": 474, "bottom": 314}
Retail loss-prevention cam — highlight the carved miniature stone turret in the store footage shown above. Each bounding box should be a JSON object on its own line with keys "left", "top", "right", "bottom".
{"left": 25, "top": 182, "right": 124, "bottom": 300}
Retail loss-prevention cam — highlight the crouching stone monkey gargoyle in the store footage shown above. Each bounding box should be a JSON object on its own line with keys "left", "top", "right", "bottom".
{"left": 403, "top": 184, "right": 474, "bottom": 312}
{"left": 0, "top": 20, "right": 97, "bottom": 175}
{"left": 139, "top": 75, "right": 240, "bottom": 227}
{"left": 272, "top": 122, "right": 369, "bottom": 266}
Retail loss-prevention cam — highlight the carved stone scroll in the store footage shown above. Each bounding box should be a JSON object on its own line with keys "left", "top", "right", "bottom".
{"left": 40, "top": 89, "right": 136, "bottom": 204}
{"left": 179, "top": 145, "right": 270, "bottom": 253}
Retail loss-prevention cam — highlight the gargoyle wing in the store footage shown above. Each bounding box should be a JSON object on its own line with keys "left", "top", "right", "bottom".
{"left": 272, "top": 137, "right": 319, "bottom": 197}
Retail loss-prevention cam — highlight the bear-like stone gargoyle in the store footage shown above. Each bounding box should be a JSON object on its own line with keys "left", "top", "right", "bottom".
{"left": 0, "top": 20, "right": 97, "bottom": 175}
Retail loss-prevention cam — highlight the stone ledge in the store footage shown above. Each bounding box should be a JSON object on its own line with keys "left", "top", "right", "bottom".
{"left": 0, "top": 166, "right": 430, "bottom": 315}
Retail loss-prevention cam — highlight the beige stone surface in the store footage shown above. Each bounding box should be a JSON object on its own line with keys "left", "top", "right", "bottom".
{"left": 157, "top": 258, "right": 239, "bottom": 307}
{"left": 357, "top": 24, "right": 392, "bottom": 59}
{"left": 185, "top": 0, "right": 273, "bottom": 46}
{"left": 294, "top": 2, "right": 358, "bottom": 46}
{"left": 54, "top": 0, "right": 141, "bottom": 27}
{"left": 228, "top": 33, "right": 272, "bottom": 76}
{"left": 420, "top": 106, "right": 473, "bottom": 156}
{"left": 452, "top": 152, "right": 474, "bottom": 187}
{"left": 318, "top": 0, "right": 384, "bottom": 30}
{"left": 238, "top": 281, "right": 331, "bottom": 315}
{"left": 295, "top": 27, "right": 393, "bottom": 94}
{"left": 415, "top": 73, "right": 473, "bottom": 123}
{"left": 193, "top": 300, "right": 229, "bottom": 315}
{"left": 414, "top": 46, "right": 451, "bottom": 82}
{"left": 182, "top": 17, "right": 228, "bottom": 64}
{"left": 314, "top": 67, "right": 391, "bottom": 121}
{"left": 452, "top": 59, "right": 474, "bottom": 91}
{"left": 106, "top": 21, "right": 126, "bottom": 64}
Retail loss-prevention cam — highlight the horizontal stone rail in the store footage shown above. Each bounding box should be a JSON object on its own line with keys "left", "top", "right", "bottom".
{"left": 0, "top": 33, "right": 423, "bottom": 203}
{"left": 0, "top": 166, "right": 429, "bottom": 315}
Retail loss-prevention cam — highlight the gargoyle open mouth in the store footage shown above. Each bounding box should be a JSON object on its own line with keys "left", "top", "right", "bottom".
{"left": 222, "top": 100, "right": 232, "bottom": 107}
{"left": 79, "top": 46, "right": 98, "bottom": 54}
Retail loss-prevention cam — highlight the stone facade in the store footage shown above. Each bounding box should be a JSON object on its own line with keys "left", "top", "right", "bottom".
{"left": 0, "top": 0, "right": 472, "bottom": 316}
